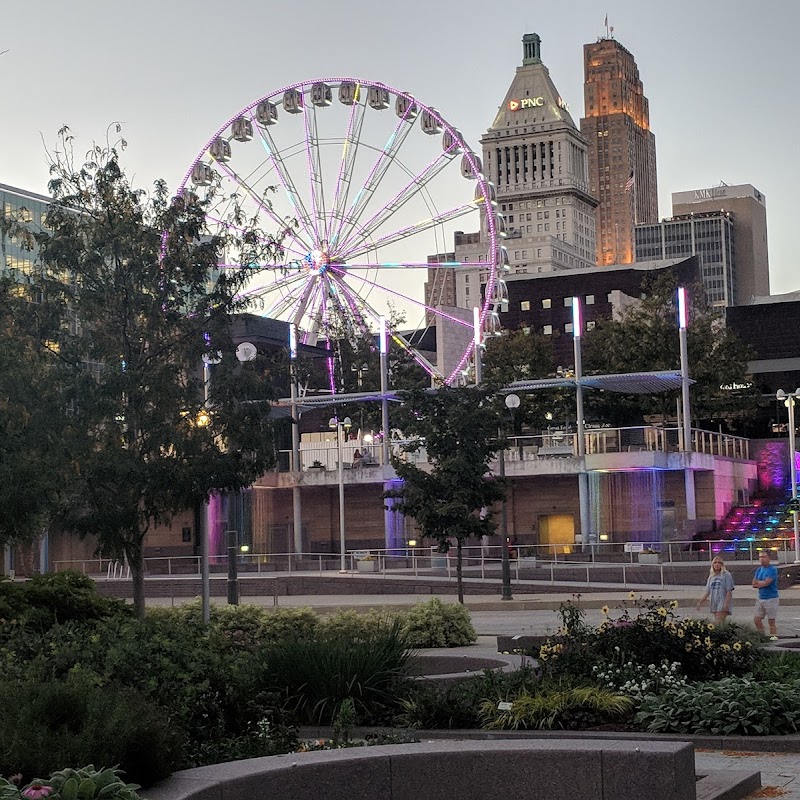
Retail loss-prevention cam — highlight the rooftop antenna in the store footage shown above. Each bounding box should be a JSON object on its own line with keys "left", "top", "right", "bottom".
{"left": 604, "top": 13, "right": 609, "bottom": 38}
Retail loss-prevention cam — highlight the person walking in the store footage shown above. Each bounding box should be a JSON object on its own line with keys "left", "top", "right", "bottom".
{"left": 752, "top": 550, "right": 779, "bottom": 640}
{"left": 695, "top": 556, "right": 734, "bottom": 624}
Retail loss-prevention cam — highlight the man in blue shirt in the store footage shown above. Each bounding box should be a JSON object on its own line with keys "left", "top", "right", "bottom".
{"left": 752, "top": 550, "right": 779, "bottom": 640}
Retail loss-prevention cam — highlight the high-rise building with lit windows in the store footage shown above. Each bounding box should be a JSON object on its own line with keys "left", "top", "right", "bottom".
{"left": 450, "top": 33, "right": 598, "bottom": 313}
{"left": 0, "top": 183, "right": 50, "bottom": 280}
{"left": 581, "top": 37, "right": 657, "bottom": 265}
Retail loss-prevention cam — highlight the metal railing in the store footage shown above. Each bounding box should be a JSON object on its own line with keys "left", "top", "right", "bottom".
{"left": 277, "top": 426, "right": 751, "bottom": 473}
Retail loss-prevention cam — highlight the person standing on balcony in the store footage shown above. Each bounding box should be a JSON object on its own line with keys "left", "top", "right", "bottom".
{"left": 695, "top": 556, "right": 734, "bottom": 624}
{"left": 752, "top": 550, "right": 779, "bottom": 640}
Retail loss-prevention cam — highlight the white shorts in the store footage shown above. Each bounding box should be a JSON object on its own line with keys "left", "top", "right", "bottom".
{"left": 754, "top": 598, "right": 779, "bottom": 620}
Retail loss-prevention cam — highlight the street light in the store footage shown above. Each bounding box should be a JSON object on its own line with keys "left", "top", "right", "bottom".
{"left": 497, "top": 393, "right": 520, "bottom": 601}
{"left": 329, "top": 415, "right": 352, "bottom": 571}
{"left": 777, "top": 389, "right": 800, "bottom": 563}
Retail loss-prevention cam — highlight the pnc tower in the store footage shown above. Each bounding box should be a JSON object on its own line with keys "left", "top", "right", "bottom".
{"left": 581, "top": 36, "right": 658, "bottom": 265}
{"left": 450, "top": 33, "right": 597, "bottom": 311}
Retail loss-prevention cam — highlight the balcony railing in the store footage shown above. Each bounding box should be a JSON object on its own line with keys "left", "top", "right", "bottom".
{"left": 276, "top": 426, "right": 750, "bottom": 473}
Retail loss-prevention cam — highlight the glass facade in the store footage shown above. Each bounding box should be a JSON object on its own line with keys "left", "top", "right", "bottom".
{"left": 634, "top": 212, "right": 735, "bottom": 307}
{"left": 0, "top": 183, "right": 51, "bottom": 281}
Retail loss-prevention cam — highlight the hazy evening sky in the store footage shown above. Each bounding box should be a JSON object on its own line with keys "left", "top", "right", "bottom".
{"left": 1, "top": 0, "right": 797, "bottom": 294}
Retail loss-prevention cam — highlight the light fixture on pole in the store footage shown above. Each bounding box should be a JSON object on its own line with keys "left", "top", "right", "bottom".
{"left": 329, "top": 415, "right": 352, "bottom": 571}
{"left": 777, "top": 389, "right": 800, "bottom": 563}
{"left": 498, "top": 393, "right": 519, "bottom": 601}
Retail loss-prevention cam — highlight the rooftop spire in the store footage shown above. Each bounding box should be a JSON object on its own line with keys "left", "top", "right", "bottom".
{"left": 522, "top": 33, "right": 541, "bottom": 65}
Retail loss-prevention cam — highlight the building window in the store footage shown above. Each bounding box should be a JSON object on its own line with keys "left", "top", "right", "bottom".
{"left": 587, "top": 320, "right": 596, "bottom": 330}
{"left": 542, "top": 298, "right": 551, "bottom": 309}
{"left": 564, "top": 297, "right": 573, "bottom": 307}
{"left": 520, "top": 300, "right": 530, "bottom": 311}
{"left": 543, "top": 325, "right": 553, "bottom": 335}
{"left": 565, "top": 323, "right": 573, "bottom": 334}
{"left": 585, "top": 294, "right": 595, "bottom": 305}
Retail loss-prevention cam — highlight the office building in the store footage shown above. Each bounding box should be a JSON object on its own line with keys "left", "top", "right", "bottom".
{"left": 635, "top": 212, "right": 735, "bottom": 307}
{"left": 672, "top": 184, "right": 770, "bottom": 303}
{"left": 581, "top": 36, "right": 658, "bottom": 265}
{"left": 452, "top": 33, "right": 598, "bottom": 312}
{"left": 0, "top": 183, "right": 50, "bottom": 279}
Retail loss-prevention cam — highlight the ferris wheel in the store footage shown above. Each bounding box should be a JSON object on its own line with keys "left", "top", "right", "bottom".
{"left": 179, "top": 78, "right": 507, "bottom": 387}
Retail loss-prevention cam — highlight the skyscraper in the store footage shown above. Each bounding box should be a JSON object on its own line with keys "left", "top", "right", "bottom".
{"left": 581, "top": 36, "right": 658, "bottom": 265}
{"left": 672, "top": 184, "right": 769, "bottom": 302}
{"left": 452, "top": 33, "right": 597, "bottom": 312}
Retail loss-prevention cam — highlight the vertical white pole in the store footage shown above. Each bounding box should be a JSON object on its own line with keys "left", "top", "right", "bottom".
{"left": 573, "top": 298, "right": 591, "bottom": 546}
{"left": 337, "top": 422, "right": 346, "bottom": 572}
{"left": 789, "top": 397, "right": 799, "bottom": 563}
{"left": 201, "top": 358, "right": 211, "bottom": 624}
{"left": 473, "top": 306, "right": 482, "bottom": 385}
{"left": 289, "top": 324, "right": 303, "bottom": 559}
{"left": 379, "top": 316, "right": 390, "bottom": 466}
{"left": 678, "top": 287, "right": 696, "bottom": 522}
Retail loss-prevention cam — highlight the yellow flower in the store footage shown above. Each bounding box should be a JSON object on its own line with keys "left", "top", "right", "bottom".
{"left": 676, "top": 629, "right": 685, "bottom": 638}
{"left": 628, "top": 591, "right": 636, "bottom": 600}
{"left": 704, "top": 637, "right": 712, "bottom": 648}
{"left": 707, "top": 624, "right": 714, "bottom": 631}
{"left": 601, "top": 605, "right": 610, "bottom": 615}
{"left": 685, "top": 644, "right": 692, "bottom": 651}
{"left": 669, "top": 600, "right": 679, "bottom": 609}
{"left": 733, "top": 642, "right": 742, "bottom": 652}
{"left": 657, "top": 607, "right": 668, "bottom": 617}
{"left": 721, "top": 644, "right": 731, "bottom": 651}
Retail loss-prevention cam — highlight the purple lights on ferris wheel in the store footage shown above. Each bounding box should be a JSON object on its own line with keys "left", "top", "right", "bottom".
{"left": 179, "top": 77, "right": 499, "bottom": 389}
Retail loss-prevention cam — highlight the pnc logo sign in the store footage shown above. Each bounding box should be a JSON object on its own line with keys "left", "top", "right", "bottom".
{"left": 508, "top": 96, "right": 545, "bottom": 111}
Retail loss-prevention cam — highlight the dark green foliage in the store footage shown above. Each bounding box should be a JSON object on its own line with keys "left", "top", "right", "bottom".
{"left": 257, "top": 618, "right": 412, "bottom": 723}
{"left": 0, "top": 571, "right": 129, "bottom": 632}
{"left": 636, "top": 678, "right": 800, "bottom": 735}
{"left": 538, "top": 598, "right": 758, "bottom": 683}
{"left": 0, "top": 680, "right": 181, "bottom": 787}
{"left": 393, "top": 666, "right": 541, "bottom": 729}
{"left": 751, "top": 650, "right": 800, "bottom": 682}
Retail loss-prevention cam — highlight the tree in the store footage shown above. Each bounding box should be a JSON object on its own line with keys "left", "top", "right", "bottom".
{"left": 583, "top": 272, "right": 758, "bottom": 430}
{"left": 11, "top": 131, "right": 282, "bottom": 616}
{"left": 386, "top": 387, "right": 504, "bottom": 603}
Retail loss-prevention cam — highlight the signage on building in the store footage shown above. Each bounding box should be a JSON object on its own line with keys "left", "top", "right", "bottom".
{"left": 694, "top": 187, "right": 728, "bottom": 201}
{"left": 557, "top": 96, "right": 570, "bottom": 111}
{"left": 508, "top": 96, "right": 545, "bottom": 111}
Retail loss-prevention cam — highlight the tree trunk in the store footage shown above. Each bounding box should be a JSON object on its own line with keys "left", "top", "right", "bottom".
{"left": 126, "top": 543, "right": 146, "bottom": 620}
{"left": 456, "top": 539, "right": 464, "bottom": 604}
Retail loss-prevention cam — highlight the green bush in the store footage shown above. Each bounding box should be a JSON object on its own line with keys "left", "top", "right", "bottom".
{"left": 538, "top": 598, "right": 758, "bottom": 682}
{"left": 321, "top": 608, "right": 387, "bottom": 639}
{"left": 0, "top": 571, "right": 129, "bottom": 633}
{"left": 751, "top": 651, "right": 800, "bottom": 682}
{"left": 393, "top": 666, "right": 540, "bottom": 729}
{"left": 400, "top": 598, "right": 477, "bottom": 648}
{"left": 635, "top": 677, "right": 800, "bottom": 735}
{"left": 0, "top": 680, "right": 181, "bottom": 787}
{"left": 480, "top": 681, "right": 633, "bottom": 730}
{"left": 258, "top": 618, "right": 412, "bottom": 723}
{"left": 0, "top": 766, "right": 143, "bottom": 800}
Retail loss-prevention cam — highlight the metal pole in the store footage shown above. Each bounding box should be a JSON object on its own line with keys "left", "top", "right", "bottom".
{"left": 226, "top": 529, "right": 239, "bottom": 605}
{"left": 337, "top": 422, "right": 347, "bottom": 571}
{"left": 379, "top": 317, "right": 390, "bottom": 467}
{"left": 473, "top": 306, "right": 482, "bottom": 385}
{"left": 498, "top": 428, "right": 513, "bottom": 600}
{"left": 572, "top": 298, "right": 592, "bottom": 547}
{"left": 201, "top": 358, "right": 211, "bottom": 624}
{"left": 290, "top": 353, "right": 303, "bottom": 559}
{"left": 678, "top": 288, "right": 696, "bottom": 522}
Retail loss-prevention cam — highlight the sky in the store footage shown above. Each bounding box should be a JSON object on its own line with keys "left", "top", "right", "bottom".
{"left": 1, "top": 0, "right": 798, "bottom": 295}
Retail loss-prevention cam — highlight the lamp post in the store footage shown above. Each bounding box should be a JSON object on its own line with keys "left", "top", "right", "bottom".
{"left": 498, "top": 393, "right": 519, "bottom": 601}
{"left": 777, "top": 389, "right": 800, "bottom": 563}
{"left": 329, "top": 415, "right": 352, "bottom": 571}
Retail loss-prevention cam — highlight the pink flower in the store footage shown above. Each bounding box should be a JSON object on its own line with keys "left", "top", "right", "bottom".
{"left": 22, "top": 783, "right": 53, "bottom": 799}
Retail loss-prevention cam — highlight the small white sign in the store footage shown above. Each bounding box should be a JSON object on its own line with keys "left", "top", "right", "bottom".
{"left": 353, "top": 550, "right": 370, "bottom": 560}
{"left": 497, "top": 701, "right": 513, "bottom": 711}
{"left": 624, "top": 542, "right": 645, "bottom": 553}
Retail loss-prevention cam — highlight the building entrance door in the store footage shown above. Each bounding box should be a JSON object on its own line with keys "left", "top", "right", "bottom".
{"left": 538, "top": 514, "right": 575, "bottom": 555}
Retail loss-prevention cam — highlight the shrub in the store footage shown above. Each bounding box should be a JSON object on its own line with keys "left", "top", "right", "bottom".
{"left": 590, "top": 660, "right": 687, "bottom": 703}
{"left": 538, "top": 597, "right": 758, "bottom": 682}
{"left": 393, "top": 666, "right": 541, "bottom": 730}
{"left": 321, "top": 608, "right": 387, "bottom": 639}
{"left": 400, "top": 598, "right": 476, "bottom": 648}
{"left": 0, "top": 680, "right": 181, "bottom": 787}
{"left": 480, "top": 682, "right": 634, "bottom": 730}
{"left": 751, "top": 651, "right": 800, "bottom": 682}
{"left": 0, "top": 571, "right": 129, "bottom": 633}
{"left": 258, "top": 618, "right": 412, "bottom": 723}
{"left": 635, "top": 677, "right": 800, "bottom": 735}
{"left": 0, "top": 766, "right": 143, "bottom": 800}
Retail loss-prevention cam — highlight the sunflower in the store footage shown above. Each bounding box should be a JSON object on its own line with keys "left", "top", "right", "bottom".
{"left": 669, "top": 600, "right": 679, "bottom": 609}
{"left": 628, "top": 591, "right": 636, "bottom": 600}
{"left": 601, "top": 605, "right": 610, "bottom": 615}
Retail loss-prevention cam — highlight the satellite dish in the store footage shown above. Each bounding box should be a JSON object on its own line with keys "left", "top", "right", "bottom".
{"left": 236, "top": 342, "right": 258, "bottom": 362}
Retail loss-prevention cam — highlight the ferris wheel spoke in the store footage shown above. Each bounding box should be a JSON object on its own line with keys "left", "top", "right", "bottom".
{"left": 303, "top": 103, "right": 328, "bottom": 244}
{"left": 342, "top": 259, "right": 494, "bottom": 269}
{"left": 237, "top": 269, "right": 310, "bottom": 305}
{"left": 329, "top": 102, "right": 417, "bottom": 250}
{"left": 248, "top": 110, "right": 318, "bottom": 246}
{"left": 336, "top": 147, "right": 459, "bottom": 256}
{"left": 287, "top": 274, "right": 323, "bottom": 328}
{"left": 327, "top": 273, "right": 375, "bottom": 340}
{"left": 327, "top": 95, "right": 367, "bottom": 248}
{"left": 341, "top": 201, "right": 478, "bottom": 262}
{"left": 208, "top": 218, "right": 308, "bottom": 263}
{"left": 209, "top": 163, "right": 314, "bottom": 254}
